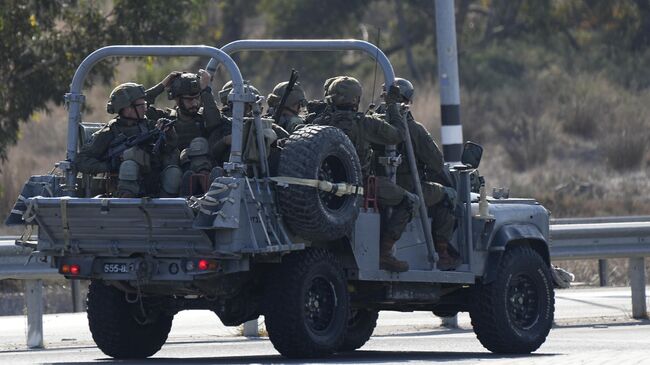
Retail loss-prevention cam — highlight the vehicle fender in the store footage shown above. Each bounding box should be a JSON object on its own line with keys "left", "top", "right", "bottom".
{"left": 482, "top": 223, "right": 550, "bottom": 284}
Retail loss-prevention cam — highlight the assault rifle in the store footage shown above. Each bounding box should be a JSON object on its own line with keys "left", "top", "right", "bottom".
{"left": 106, "top": 118, "right": 175, "bottom": 166}
{"left": 272, "top": 69, "right": 299, "bottom": 124}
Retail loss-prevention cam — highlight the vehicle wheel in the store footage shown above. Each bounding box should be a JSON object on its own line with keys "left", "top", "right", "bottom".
{"left": 87, "top": 280, "right": 173, "bottom": 359}
{"left": 469, "top": 245, "right": 554, "bottom": 354}
{"left": 338, "top": 308, "right": 378, "bottom": 352}
{"left": 276, "top": 125, "right": 362, "bottom": 241}
{"left": 265, "top": 248, "right": 350, "bottom": 358}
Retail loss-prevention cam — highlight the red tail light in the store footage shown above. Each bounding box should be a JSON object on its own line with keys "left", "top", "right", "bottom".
{"left": 198, "top": 259, "right": 209, "bottom": 271}
{"left": 69, "top": 264, "right": 80, "bottom": 276}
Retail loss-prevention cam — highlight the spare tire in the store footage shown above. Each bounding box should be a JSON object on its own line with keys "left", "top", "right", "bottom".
{"left": 276, "top": 125, "right": 362, "bottom": 241}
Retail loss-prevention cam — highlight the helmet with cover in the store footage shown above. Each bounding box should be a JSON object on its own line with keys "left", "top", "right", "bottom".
{"left": 327, "top": 76, "right": 362, "bottom": 107}
{"left": 106, "top": 83, "right": 146, "bottom": 114}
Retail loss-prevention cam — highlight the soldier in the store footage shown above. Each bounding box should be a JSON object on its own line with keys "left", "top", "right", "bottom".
{"left": 217, "top": 80, "right": 261, "bottom": 117}
{"left": 313, "top": 76, "right": 415, "bottom": 272}
{"left": 266, "top": 81, "right": 307, "bottom": 133}
{"left": 305, "top": 76, "right": 339, "bottom": 123}
{"left": 211, "top": 81, "right": 289, "bottom": 167}
{"left": 145, "top": 70, "right": 221, "bottom": 175}
{"left": 375, "top": 78, "right": 460, "bottom": 270}
{"left": 75, "top": 83, "right": 181, "bottom": 198}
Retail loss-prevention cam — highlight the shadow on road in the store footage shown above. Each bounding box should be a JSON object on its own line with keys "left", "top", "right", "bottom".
{"left": 49, "top": 350, "right": 558, "bottom": 365}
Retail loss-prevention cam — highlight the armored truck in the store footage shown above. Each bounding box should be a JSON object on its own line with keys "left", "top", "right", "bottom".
{"left": 6, "top": 41, "right": 554, "bottom": 359}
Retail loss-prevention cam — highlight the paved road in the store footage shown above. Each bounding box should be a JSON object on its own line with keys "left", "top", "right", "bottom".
{"left": 0, "top": 286, "right": 648, "bottom": 364}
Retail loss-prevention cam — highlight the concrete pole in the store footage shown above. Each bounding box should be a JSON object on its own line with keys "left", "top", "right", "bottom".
{"left": 25, "top": 279, "right": 44, "bottom": 348}
{"left": 435, "top": 0, "right": 463, "bottom": 163}
{"left": 628, "top": 257, "right": 647, "bottom": 319}
{"left": 71, "top": 280, "right": 84, "bottom": 312}
{"left": 598, "top": 259, "right": 608, "bottom": 287}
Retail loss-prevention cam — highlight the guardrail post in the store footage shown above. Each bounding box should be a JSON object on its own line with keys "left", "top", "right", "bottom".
{"left": 598, "top": 259, "right": 608, "bottom": 286}
{"left": 71, "top": 279, "right": 84, "bottom": 312}
{"left": 243, "top": 319, "right": 258, "bottom": 337}
{"left": 25, "top": 279, "right": 44, "bottom": 348}
{"left": 629, "top": 257, "right": 648, "bottom": 319}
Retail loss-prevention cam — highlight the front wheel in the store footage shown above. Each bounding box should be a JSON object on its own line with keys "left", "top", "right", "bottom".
{"left": 469, "top": 245, "right": 554, "bottom": 354}
{"left": 264, "top": 248, "right": 350, "bottom": 358}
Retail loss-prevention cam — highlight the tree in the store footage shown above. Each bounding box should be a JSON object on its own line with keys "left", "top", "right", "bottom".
{"left": 0, "top": 0, "right": 198, "bottom": 164}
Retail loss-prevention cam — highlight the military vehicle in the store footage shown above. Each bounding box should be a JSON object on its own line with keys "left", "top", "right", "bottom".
{"left": 6, "top": 41, "right": 554, "bottom": 359}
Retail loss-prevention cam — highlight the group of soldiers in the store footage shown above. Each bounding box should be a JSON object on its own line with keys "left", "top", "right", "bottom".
{"left": 75, "top": 70, "right": 460, "bottom": 272}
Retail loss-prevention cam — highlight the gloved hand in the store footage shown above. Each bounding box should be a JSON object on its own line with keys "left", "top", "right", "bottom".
{"left": 198, "top": 69, "right": 212, "bottom": 91}
{"left": 384, "top": 84, "right": 402, "bottom": 104}
{"left": 443, "top": 186, "right": 458, "bottom": 208}
{"left": 161, "top": 71, "right": 182, "bottom": 88}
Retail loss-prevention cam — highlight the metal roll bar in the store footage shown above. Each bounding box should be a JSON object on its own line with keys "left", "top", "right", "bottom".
{"left": 206, "top": 39, "right": 438, "bottom": 266}
{"left": 63, "top": 45, "right": 246, "bottom": 190}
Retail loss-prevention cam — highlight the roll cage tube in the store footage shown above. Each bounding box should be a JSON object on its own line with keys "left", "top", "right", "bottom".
{"left": 63, "top": 45, "right": 246, "bottom": 190}
{"left": 205, "top": 39, "right": 438, "bottom": 267}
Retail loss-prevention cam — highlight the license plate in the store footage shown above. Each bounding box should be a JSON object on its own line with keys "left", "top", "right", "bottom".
{"left": 103, "top": 263, "right": 130, "bottom": 273}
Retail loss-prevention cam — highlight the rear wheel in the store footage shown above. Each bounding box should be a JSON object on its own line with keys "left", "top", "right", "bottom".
{"left": 338, "top": 308, "right": 378, "bottom": 352}
{"left": 469, "top": 245, "right": 554, "bottom": 353}
{"left": 265, "top": 248, "right": 350, "bottom": 358}
{"left": 87, "top": 281, "right": 173, "bottom": 359}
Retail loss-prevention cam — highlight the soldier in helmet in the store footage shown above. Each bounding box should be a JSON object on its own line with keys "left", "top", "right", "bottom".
{"left": 217, "top": 80, "right": 261, "bottom": 117}
{"left": 266, "top": 81, "right": 307, "bottom": 133}
{"left": 211, "top": 80, "right": 290, "bottom": 167}
{"left": 145, "top": 70, "right": 221, "bottom": 176}
{"left": 305, "top": 76, "right": 339, "bottom": 123}
{"left": 375, "top": 78, "right": 460, "bottom": 270}
{"left": 76, "top": 82, "right": 181, "bottom": 198}
{"left": 312, "top": 76, "right": 416, "bottom": 272}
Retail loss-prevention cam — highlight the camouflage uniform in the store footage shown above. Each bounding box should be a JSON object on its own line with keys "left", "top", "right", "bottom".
{"left": 211, "top": 81, "right": 289, "bottom": 167}
{"left": 266, "top": 81, "right": 307, "bottom": 134}
{"left": 76, "top": 83, "right": 180, "bottom": 197}
{"left": 313, "top": 76, "right": 413, "bottom": 272}
{"left": 374, "top": 107, "right": 455, "bottom": 243}
{"left": 145, "top": 72, "right": 222, "bottom": 173}
{"left": 376, "top": 77, "right": 459, "bottom": 269}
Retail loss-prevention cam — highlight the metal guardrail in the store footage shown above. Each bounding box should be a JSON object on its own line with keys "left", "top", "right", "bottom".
{"left": 1, "top": 216, "right": 649, "bottom": 347}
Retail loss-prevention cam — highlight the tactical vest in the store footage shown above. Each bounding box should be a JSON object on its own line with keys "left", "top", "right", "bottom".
{"left": 169, "top": 108, "right": 207, "bottom": 150}
{"left": 314, "top": 110, "right": 373, "bottom": 176}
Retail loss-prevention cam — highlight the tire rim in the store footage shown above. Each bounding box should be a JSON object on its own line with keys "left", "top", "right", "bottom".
{"left": 318, "top": 156, "right": 352, "bottom": 211}
{"left": 304, "top": 276, "right": 338, "bottom": 334}
{"left": 506, "top": 273, "right": 540, "bottom": 330}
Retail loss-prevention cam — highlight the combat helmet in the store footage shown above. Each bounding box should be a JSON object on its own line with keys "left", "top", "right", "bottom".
{"left": 218, "top": 80, "right": 260, "bottom": 106}
{"left": 168, "top": 73, "right": 201, "bottom": 100}
{"left": 267, "top": 81, "right": 307, "bottom": 109}
{"left": 327, "top": 76, "right": 362, "bottom": 107}
{"left": 106, "top": 83, "right": 146, "bottom": 114}
{"left": 382, "top": 77, "right": 415, "bottom": 102}
{"left": 323, "top": 76, "right": 341, "bottom": 98}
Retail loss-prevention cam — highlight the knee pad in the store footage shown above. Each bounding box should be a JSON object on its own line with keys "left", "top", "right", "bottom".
{"left": 187, "top": 137, "right": 209, "bottom": 157}
{"left": 118, "top": 160, "right": 139, "bottom": 181}
{"left": 160, "top": 165, "right": 182, "bottom": 195}
{"left": 122, "top": 146, "right": 150, "bottom": 167}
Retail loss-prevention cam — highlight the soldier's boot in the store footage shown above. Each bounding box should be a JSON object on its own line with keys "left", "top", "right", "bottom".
{"left": 379, "top": 238, "right": 409, "bottom": 272}
{"left": 435, "top": 240, "right": 461, "bottom": 271}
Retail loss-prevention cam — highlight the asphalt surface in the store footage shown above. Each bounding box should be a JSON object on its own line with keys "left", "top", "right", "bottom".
{"left": 0, "top": 286, "right": 648, "bottom": 364}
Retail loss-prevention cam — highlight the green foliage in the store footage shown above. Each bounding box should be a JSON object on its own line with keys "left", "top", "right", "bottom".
{"left": 0, "top": 0, "right": 196, "bottom": 164}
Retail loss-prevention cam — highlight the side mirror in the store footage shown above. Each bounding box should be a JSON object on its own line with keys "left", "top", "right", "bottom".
{"left": 461, "top": 142, "right": 483, "bottom": 169}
